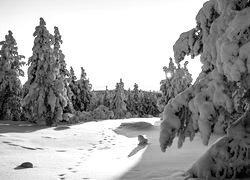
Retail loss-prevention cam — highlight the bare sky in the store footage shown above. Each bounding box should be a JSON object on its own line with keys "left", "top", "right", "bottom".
{"left": 0, "top": 0, "right": 207, "bottom": 91}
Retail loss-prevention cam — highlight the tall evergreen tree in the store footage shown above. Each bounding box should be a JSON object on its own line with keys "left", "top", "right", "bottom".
{"left": 23, "top": 18, "right": 67, "bottom": 126}
{"left": 53, "top": 26, "right": 74, "bottom": 113}
{"left": 111, "top": 78, "right": 127, "bottom": 119}
{"left": 0, "top": 31, "right": 25, "bottom": 121}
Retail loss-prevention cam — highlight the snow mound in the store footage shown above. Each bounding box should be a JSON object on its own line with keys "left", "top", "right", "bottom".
{"left": 117, "top": 121, "right": 154, "bottom": 131}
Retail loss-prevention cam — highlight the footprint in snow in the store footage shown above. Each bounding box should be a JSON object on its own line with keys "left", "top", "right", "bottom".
{"left": 56, "top": 150, "right": 67, "bottom": 152}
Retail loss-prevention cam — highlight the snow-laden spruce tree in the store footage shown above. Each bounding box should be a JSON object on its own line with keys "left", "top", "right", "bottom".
{"left": 160, "top": 0, "right": 250, "bottom": 179}
{"left": 53, "top": 26, "right": 74, "bottom": 114}
{"left": 103, "top": 86, "right": 111, "bottom": 109}
{"left": 69, "top": 67, "right": 92, "bottom": 112}
{"left": 131, "top": 83, "right": 141, "bottom": 116}
{"left": 77, "top": 67, "right": 92, "bottom": 111}
{"left": 111, "top": 78, "right": 127, "bottom": 119}
{"left": 23, "top": 18, "right": 67, "bottom": 126}
{"left": 0, "top": 31, "right": 25, "bottom": 121}
{"left": 158, "top": 58, "right": 192, "bottom": 112}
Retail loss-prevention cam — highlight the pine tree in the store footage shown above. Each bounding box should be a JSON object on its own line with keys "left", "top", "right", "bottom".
{"left": 53, "top": 26, "right": 74, "bottom": 114}
{"left": 125, "top": 88, "right": 133, "bottom": 113}
{"left": 131, "top": 83, "right": 140, "bottom": 116}
{"left": 68, "top": 66, "right": 78, "bottom": 111}
{"left": 0, "top": 30, "right": 25, "bottom": 121}
{"left": 158, "top": 58, "right": 192, "bottom": 112}
{"left": 69, "top": 67, "right": 92, "bottom": 112}
{"left": 23, "top": 18, "right": 67, "bottom": 126}
{"left": 77, "top": 67, "right": 92, "bottom": 111}
{"left": 111, "top": 79, "right": 127, "bottom": 119}
{"left": 103, "top": 86, "right": 111, "bottom": 108}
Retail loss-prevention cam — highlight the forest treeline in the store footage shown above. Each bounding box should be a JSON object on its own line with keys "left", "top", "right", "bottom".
{"left": 0, "top": 18, "right": 192, "bottom": 126}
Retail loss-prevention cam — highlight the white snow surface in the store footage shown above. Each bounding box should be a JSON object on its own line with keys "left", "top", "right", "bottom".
{"left": 0, "top": 118, "right": 221, "bottom": 180}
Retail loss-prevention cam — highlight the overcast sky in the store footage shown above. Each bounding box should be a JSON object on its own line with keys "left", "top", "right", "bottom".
{"left": 0, "top": 0, "right": 207, "bottom": 91}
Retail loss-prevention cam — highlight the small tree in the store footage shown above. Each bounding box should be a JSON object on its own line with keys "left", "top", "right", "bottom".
{"left": 23, "top": 18, "right": 67, "bottom": 126}
{"left": 0, "top": 31, "right": 25, "bottom": 121}
{"left": 131, "top": 83, "right": 141, "bottom": 116}
{"left": 125, "top": 88, "right": 133, "bottom": 113}
{"left": 103, "top": 86, "right": 111, "bottom": 109}
{"left": 77, "top": 67, "right": 92, "bottom": 111}
{"left": 68, "top": 66, "right": 78, "bottom": 111}
{"left": 111, "top": 79, "right": 127, "bottom": 119}
{"left": 158, "top": 58, "right": 192, "bottom": 112}
{"left": 69, "top": 67, "right": 92, "bottom": 112}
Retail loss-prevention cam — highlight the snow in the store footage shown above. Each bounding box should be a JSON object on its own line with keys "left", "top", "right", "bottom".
{"left": 0, "top": 118, "right": 221, "bottom": 180}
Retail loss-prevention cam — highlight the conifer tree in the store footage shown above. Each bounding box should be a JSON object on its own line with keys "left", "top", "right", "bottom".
{"left": 69, "top": 67, "right": 92, "bottom": 112}
{"left": 131, "top": 83, "right": 140, "bottom": 116}
{"left": 23, "top": 18, "right": 67, "bottom": 126}
{"left": 158, "top": 58, "right": 192, "bottom": 112}
{"left": 111, "top": 79, "right": 127, "bottom": 119}
{"left": 0, "top": 31, "right": 25, "bottom": 121}
{"left": 53, "top": 27, "right": 74, "bottom": 114}
{"left": 68, "top": 66, "right": 78, "bottom": 110}
{"left": 77, "top": 67, "right": 92, "bottom": 111}
{"left": 103, "top": 86, "right": 111, "bottom": 108}
{"left": 125, "top": 88, "right": 133, "bottom": 113}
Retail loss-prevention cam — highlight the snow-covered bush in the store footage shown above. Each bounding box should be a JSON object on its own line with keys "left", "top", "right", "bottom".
{"left": 91, "top": 105, "right": 114, "bottom": 120}
{"left": 0, "top": 31, "right": 25, "bottom": 121}
{"left": 69, "top": 111, "right": 93, "bottom": 123}
{"left": 160, "top": 0, "right": 250, "bottom": 179}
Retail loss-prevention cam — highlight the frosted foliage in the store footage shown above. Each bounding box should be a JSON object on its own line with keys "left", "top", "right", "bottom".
{"left": 111, "top": 79, "right": 127, "bottom": 119}
{"left": 23, "top": 18, "right": 68, "bottom": 126}
{"left": 159, "top": 58, "right": 192, "bottom": 112}
{"left": 160, "top": 0, "right": 250, "bottom": 179}
{"left": 0, "top": 31, "right": 25, "bottom": 121}
{"left": 68, "top": 67, "right": 92, "bottom": 112}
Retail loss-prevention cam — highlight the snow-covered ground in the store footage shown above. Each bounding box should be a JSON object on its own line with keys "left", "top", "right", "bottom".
{"left": 0, "top": 118, "right": 220, "bottom": 180}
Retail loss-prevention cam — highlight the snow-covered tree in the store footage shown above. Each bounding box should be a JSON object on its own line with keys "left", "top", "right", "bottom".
{"left": 68, "top": 66, "right": 78, "bottom": 111}
{"left": 125, "top": 88, "right": 133, "bottom": 113}
{"left": 160, "top": 0, "right": 250, "bottom": 179}
{"left": 53, "top": 26, "right": 74, "bottom": 114}
{"left": 103, "top": 86, "right": 111, "bottom": 109}
{"left": 158, "top": 58, "right": 192, "bottom": 112}
{"left": 111, "top": 79, "right": 127, "bottom": 119}
{"left": 69, "top": 67, "right": 92, "bottom": 112}
{"left": 23, "top": 18, "right": 67, "bottom": 126}
{"left": 77, "top": 67, "right": 92, "bottom": 111}
{"left": 131, "top": 83, "right": 141, "bottom": 116}
{"left": 141, "top": 91, "right": 159, "bottom": 117}
{"left": 0, "top": 31, "right": 25, "bottom": 121}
